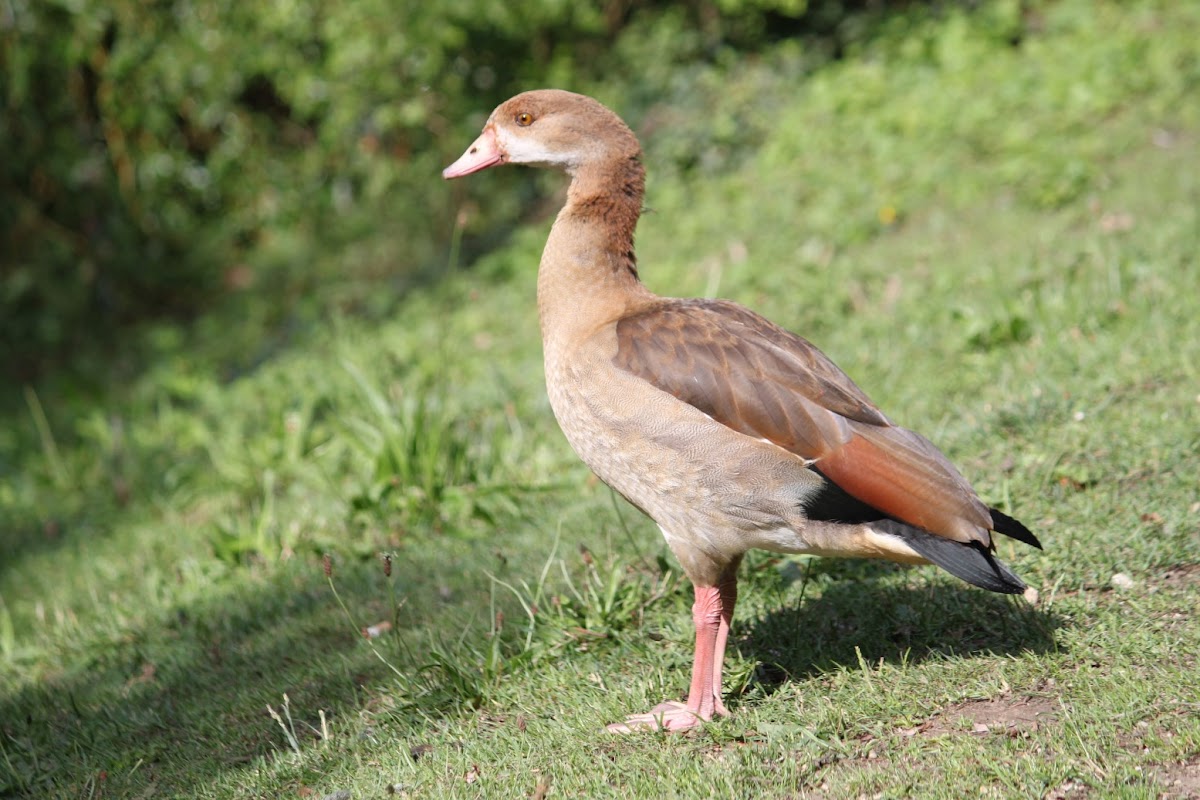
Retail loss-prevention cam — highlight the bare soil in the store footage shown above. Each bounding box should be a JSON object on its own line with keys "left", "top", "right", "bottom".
{"left": 920, "top": 694, "right": 1058, "bottom": 737}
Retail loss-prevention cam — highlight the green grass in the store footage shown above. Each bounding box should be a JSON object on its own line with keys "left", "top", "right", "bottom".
{"left": 2, "top": 0, "right": 1199, "bottom": 797}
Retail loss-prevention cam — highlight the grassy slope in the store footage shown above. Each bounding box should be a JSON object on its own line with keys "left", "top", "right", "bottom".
{"left": 2, "top": 1, "right": 1199, "bottom": 797}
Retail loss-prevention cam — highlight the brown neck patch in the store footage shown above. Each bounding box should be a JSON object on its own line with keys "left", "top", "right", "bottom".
{"left": 566, "top": 155, "right": 646, "bottom": 280}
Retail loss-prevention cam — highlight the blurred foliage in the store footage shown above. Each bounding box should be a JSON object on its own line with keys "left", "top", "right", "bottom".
{"left": 634, "top": 0, "right": 1199, "bottom": 316}
{"left": 1, "top": 0, "right": 875, "bottom": 380}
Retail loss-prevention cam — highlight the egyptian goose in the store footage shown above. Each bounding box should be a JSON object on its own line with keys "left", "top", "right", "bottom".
{"left": 443, "top": 90, "right": 1040, "bottom": 733}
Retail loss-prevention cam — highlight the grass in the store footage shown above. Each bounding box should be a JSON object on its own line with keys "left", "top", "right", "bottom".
{"left": 2, "top": 0, "right": 1199, "bottom": 797}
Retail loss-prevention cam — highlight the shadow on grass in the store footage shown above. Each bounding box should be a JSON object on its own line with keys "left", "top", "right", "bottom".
{"left": 735, "top": 558, "right": 1061, "bottom": 696}
{"left": 0, "top": 555, "right": 445, "bottom": 798}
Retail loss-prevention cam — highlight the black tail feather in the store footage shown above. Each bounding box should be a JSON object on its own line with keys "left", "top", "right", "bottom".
{"left": 899, "top": 528, "right": 1028, "bottom": 594}
{"left": 989, "top": 507, "right": 1043, "bottom": 550}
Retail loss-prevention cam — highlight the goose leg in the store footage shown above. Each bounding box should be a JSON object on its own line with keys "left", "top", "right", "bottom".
{"left": 607, "top": 570, "right": 738, "bottom": 733}
{"left": 710, "top": 575, "right": 737, "bottom": 718}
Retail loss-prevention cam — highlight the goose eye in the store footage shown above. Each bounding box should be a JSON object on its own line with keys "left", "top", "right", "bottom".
{"left": 515, "top": 112, "right": 534, "bottom": 127}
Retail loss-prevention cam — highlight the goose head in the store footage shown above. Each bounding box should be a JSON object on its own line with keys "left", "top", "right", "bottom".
{"left": 443, "top": 89, "right": 640, "bottom": 179}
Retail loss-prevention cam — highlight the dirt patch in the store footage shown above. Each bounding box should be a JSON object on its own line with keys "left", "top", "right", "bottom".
{"left": 1043, "top": 778, "right": 1091, "bottom": 799}
{"left": 1148, "top": 756, "right": 1200, "bottom": 799}
{"left": 919, "top": 694, "right": 1058, "bottom": 737}
{"left": 1148, "top": 563, "right": 1200, "bottom": 635}
{"left": 1158, "top": 563, "right": 1200, "bottom": 588}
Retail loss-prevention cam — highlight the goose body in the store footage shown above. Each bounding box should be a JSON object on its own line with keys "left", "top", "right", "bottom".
{"left": 443, "top": 90, "right": 1040, "bottom": 732}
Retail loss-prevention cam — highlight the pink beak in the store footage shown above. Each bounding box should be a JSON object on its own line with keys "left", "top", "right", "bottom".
{"left": 443, "top": 127, "right": 503, "bottom": 179}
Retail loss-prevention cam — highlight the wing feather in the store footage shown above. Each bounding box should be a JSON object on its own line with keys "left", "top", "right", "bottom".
{"left": 613, "top": 298, "right": 996, "bottom": 545}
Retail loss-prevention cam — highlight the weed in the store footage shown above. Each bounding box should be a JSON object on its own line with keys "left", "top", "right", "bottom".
{"left": 340, "top": 359, "right": 505, "bottom": 527}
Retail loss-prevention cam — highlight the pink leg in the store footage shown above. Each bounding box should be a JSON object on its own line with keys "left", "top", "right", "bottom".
{"left": 710, "top": 576, "right": 737, "bottom": 718}
{"left": 682, "top": 582, "right": 723, "bottom": 720}
{"left": 607, "top": 569, "right": 739, "bottom": 733}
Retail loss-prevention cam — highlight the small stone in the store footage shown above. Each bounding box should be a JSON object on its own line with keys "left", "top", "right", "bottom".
{"left": 1023, "top": 586, "right": 1040, "bottom": 605}
{"left": 1111, "top": 573, "right": 1135, "bottom": 591}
